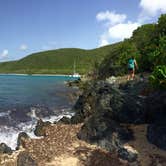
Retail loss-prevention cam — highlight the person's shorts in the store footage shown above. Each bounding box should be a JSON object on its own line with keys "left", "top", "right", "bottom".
{"left": 128, "top": 68, "right": 134, "bottom": 71}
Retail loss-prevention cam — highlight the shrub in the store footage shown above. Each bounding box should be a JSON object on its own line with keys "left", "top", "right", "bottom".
{"left": 149, "top": 65, "right": 166, "bottom": 90}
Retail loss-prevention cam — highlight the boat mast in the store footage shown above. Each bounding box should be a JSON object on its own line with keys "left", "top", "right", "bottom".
{"left": 73, "top": 60, "right": 76, "bottom": 74}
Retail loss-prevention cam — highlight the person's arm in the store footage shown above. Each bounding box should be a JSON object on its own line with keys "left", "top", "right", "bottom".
{"left": 134, "top": 59, "right": 138, "bottom": 70}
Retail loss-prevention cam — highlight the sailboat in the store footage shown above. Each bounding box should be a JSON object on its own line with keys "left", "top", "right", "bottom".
{"left": 70, "top": 60, "right": 81, "bottom": 78}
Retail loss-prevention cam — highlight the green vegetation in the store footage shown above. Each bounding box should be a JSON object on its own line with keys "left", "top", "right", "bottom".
{"left": 97, "top": 14, "right": 166, "bottom": 82}
{"left": 98, "top": 40, "right": 139, "bottom": 78}
{"left": 0, "top": 45, "right": 119, "bottom": 75}
{"left": 149, "top": 65, "right": 166, "bottom": 90}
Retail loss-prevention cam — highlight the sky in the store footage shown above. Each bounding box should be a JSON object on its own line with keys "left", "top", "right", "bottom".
{"left": 0, "top": 0, "right": 166, "bottom": 62}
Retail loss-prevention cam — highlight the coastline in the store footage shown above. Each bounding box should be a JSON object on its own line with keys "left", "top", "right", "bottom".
{"left": 0, "top": 75, "right": 165, "bottom": 166}
{"left": 0, "top": 73, "right": 81, "bottom": 77}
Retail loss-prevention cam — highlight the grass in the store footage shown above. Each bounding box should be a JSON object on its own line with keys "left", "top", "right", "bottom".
{"left": 0, "top": 43, "right": 120, "bottom": 75}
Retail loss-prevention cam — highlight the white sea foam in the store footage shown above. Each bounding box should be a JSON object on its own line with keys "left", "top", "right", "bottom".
{"left": 0, "top": 110, "right": 74, "bottom": 150}
{"left": 0, "top": 110, "right": 11, "bottom": 117}
{"left": 0, "top": 126, "right": 20, "bottom": 150}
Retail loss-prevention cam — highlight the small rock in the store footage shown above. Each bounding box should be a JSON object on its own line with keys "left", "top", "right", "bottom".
{"left": 57, "top": 116, "right": 71, "bottom": 124}
{"left": 0, "top": 143, "right": 12, "bottom": 155}
{"left": 34, "top": 119, "right": 51, "bottom": 136}
{"left": 118, "top": 147, "right": 138, "bottom": 162}
{"left": 16, "top": 132, "right": 30, "bottom": 150}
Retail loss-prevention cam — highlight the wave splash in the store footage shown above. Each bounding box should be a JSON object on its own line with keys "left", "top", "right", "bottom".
{"left": 0, "top": 108, "right": 74, "bottom": 150}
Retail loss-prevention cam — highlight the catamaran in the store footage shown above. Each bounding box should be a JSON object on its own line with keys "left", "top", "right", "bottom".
{"left": 69, "top": 60, "right": 81, "bottom": 78}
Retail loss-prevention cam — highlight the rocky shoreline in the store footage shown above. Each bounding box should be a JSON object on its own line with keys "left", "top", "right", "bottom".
{"left": 0, "top": 75, "right": 166, "bottom": 166}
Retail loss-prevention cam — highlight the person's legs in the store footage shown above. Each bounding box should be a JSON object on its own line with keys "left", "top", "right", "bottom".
{"left": 131, "top": 69, "right": 135, "bottom": 80}
{"left": 127, "top": 69, "right": 133, "bottom": 80}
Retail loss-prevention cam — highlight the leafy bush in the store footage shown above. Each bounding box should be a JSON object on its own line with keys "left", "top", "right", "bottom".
{"left": 98, "top": 40, "right": 140, "bottom": 79}
{"left": 149, "top": 65, "right": 166, "bottom": 90}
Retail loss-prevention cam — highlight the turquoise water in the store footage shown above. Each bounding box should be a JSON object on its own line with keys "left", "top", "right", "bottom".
{"left": 0, "top": 74, "right": 78, "bottom": 125}
{"left": 0, "top": 74, "right": 79, "bottom": 149}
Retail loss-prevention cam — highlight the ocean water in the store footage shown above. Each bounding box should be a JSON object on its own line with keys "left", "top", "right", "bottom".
{"left": 0, "top": 74, "right": 78, "bottom": 149}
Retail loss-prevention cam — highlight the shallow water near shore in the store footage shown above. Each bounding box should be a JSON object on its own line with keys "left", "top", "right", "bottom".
{"left": 0, "top": 74, "right": 78, "bottom": 149}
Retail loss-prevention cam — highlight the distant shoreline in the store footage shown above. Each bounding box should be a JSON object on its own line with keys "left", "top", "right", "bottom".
{"left": 0, "top": 73, "right": 80, "bottom": 77}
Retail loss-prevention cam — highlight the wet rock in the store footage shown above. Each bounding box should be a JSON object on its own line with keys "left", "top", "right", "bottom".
{"left": 0, "top": 143, "right": 12, "bottom": 155}
{"left": 16, "top": 132, "right": 30, "bottom": 150}
{"left": 34, "top": 119, "right": 51, "bottom": 136}
{"left": 17, "top": 151, "right": 37, "bottom": 166}
{"left": 147, "top": 124, "right": 166, "bottom": 150}
{"left": 57, "top": 116, "right": 71, "bottom": 124}
{"left": 66, "top": 79, "right": 81, "bottom": 87}
{"left": 118, "top": 147, "right": 138, "bottom": 162}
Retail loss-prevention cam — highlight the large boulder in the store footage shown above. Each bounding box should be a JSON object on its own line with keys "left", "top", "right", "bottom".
{"left": 77, "top": 111, "right": 133, "bottom": 151}
{"left": 146, "top": 91, "right": 166, "bottom": 150}
{"left": 147, "top": 124, "right": 166, "bottom": 150}
{"left": 34, "top": 119, "right": 51, "bottom": 136}
{"left": 72, "top": 80, "right": 146, "bottom": 124}
{"left": 77, "top": 111, "right": 137, "bottom": 162}
{"left": 0, "top": 143, "right": 12, "bottom": 155}
{"left": 145, "top": 91, "right": 166, "bottom": 124}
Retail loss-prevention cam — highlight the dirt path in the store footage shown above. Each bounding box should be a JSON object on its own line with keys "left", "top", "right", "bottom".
{"left": 126, "top": 125, "right": 166, "bottom": 166}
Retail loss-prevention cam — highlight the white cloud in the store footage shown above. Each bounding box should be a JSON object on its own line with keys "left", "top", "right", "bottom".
{"left": 20, "top": 44, "right": 28, "bottom": 51}
{"left": 0, "top": 49, "right": 9, "bottom": 58}
{"left": 97, "top": 1, "right": 166, "bottom": 46}
{"left": 108, "top": 22, "right": 140, "bottom": 40}
{"left": 97, "top": 11, "right": 140, "bottom": 46}
{"left": 96, "top": 11, "right": 127, "bottom": 25}
{"left": 139, "top": 0, "right": 166, "bottom": 21}
{"left": 99, "top": 39, "right": 109, "bottom": 47}
{"left": 99, "top": 33, "right": 110, "bottom": 47}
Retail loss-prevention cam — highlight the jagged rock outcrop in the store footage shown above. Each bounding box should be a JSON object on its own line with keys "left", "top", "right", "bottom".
{"left": 71, "top": 80, "right": 146, "bottom": 124}
{"left": 17, "top": 132, "right": 30, "bottom": 150}
{"left": 34, "top": 119, "right": 51, "bottom": 136}
{"left": 72, "top": 80, "right": 143, "bottom": 162}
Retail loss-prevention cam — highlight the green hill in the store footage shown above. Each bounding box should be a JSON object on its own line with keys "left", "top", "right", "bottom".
{"left": 0, "top": 43, "right": 120, "bottom": 75}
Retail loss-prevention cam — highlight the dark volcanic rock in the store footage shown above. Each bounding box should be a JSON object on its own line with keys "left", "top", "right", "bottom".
{"left": 57, "top": 116, "right": 71, "bottom": 124}
{"left": 77, "top": 111, "right": 134, "bottom": 151}
{"left": 145, "top": 91, "right": 166, "bottom": 124}
{"left": 34, "top": 119, "right": 51, "bottom": 136}
{"left": 118, "top": 94, "right": 146, "bottom": 124}
{"left": 145, "top": 91, "right": 166, "bottom": 150}
{"left": 72, "top": 80, "right": 146, "bottom": 124}
{"left": 17, "top": 132, "right": 30, "bottom": 150}
{"left": 118, "top": 147, "right": 138, "bottom": 162}
{"left": 17, "top": 151, "right": 37, "bottom": 166}
{"left": 0, "top": 143, "right": 12, "bottom": 155}
{"left": 77, "top": 111, "right": 136, "bottom": 162}
{"left": 147, "top": 124, "right": 166, "bottom": 150}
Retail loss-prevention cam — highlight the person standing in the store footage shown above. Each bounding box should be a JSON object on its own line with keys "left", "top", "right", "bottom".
{"left": 127, "top": 56, "right": 138, "bottom": 80}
